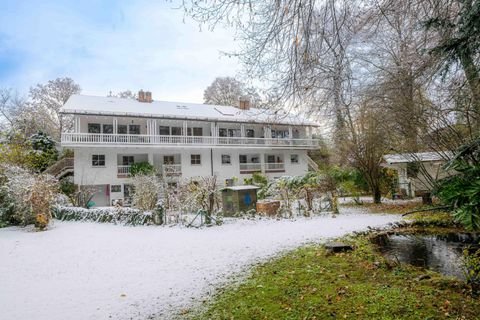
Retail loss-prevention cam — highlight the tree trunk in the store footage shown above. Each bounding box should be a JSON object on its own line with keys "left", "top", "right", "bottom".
{"left": 459, "top": 49, "right": 480, "bottom": 126}
{"left": 373, "top": 186, "right": 382, "bottom": 204}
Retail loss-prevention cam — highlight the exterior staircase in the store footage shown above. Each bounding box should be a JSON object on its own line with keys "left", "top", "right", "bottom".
{"left": 305, "top": 154, "right": 320, "bottom": 172}
{"left": 44, "top": 157, "right": 74, "bottom": 179}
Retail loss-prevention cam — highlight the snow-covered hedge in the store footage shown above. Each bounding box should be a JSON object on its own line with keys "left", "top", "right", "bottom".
{"left": 53, "top": 206, "right": 162, "bottom": 226}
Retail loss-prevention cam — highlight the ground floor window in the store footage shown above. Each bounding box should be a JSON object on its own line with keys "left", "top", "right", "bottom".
{"left": 191, "top": 154, "right": 201, "bottom": 165}
{"left": 290, "top": 154, "right": 299, "bottom": 164}
{"left": 122, "top": 156, "right": 134, "bottom": 165}
{"left": 92, "top": 154, "right": 105, "bottom": 167}
{"left": 221, "top": 154, "right": 231, "bottom": 165}
{"left": 111, "top": 185, "right": 122, "bottom": 193}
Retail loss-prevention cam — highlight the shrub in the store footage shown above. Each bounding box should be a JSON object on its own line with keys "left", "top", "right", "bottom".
{"left": 130, "top": 162, "right": 156, "bottom": 176}
{"left": 131, "top": 174, "right": 163, "bottom": 211}
{"left": 436, "top": 137, "right": 480, "bottom": 230}
{"left": 0, "top": 165, "right": 58, "bottom": 229}
{"left": 244, "top": 172, "right": 271, "bottom": 199}
{"left": 53, "top": 206, "right": 159, "bottom": 226}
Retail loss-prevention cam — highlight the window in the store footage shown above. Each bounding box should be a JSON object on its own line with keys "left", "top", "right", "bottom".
{"left": 228, "top": 129, "right": 240, "bottom": 137}
{"left": 159, "top": 126, "right": 170, "bottom": 135}
{"left": 290, "top": 154, "right": 299, "bottom": 164}
{"left": 246, "top": 129, "right": 255, "bottom": 138}
{"left": 88, "top": 123, "right": 101, "bottom": 133}
{"left": 221, "top": 154, "right": 231, "bottom": 165}
{"left": 103, "top": 124, "right": 113, "bottom": 134}
{"left": 267, "top": 155, "right": 275, "bottom": 163}
{"left": 163, "top": 155, "right": 174, "bottom": 164}
{"left": 111, "top": 185, "right": 122, "bottom": 193}
{"left": 239, "top": 155, "right": 247, "bottom": 164}
{"left": 129, "top": 124, "right": 140, "bottom": 135}
{"left": 122, "top": 156, "right": 134, "bottom": 165}
{"left": 118, "top": 125, "right": 127, "bottom": 134}
{"left": 219, "top": 128, "right": 227, "bottom": 137}
{"left": 92, "top": 154, "right": 105, "bottom": 167}
{"left": 272, "top": 129, "right": 289, "bottom": 139}
{"left": 171, "top": 127, "right": 182, "bottom": 136}
{"left": 193, "top": 127, "right": 203, "bottom": 136}
{"left": 191, "top": 154, "right": 201, "bottom": 165}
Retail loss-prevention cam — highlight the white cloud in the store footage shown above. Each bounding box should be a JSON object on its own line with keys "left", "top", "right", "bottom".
{"left": 0, "top": 0, "right": 240, "bottom": 103}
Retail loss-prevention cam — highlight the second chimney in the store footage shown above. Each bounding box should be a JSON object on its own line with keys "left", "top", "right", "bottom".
{"left": 145, "top": 91, "right": 152, "bottom": 103}
{"left": 238, "top": 97, "right": 251, "bottom": 110}
{"left": 138, "top": 90, "right": 145, "bottom": 102}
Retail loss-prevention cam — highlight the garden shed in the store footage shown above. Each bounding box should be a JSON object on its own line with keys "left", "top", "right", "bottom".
{"left": 221, "top": 185, "right": 259, "bottom": 216}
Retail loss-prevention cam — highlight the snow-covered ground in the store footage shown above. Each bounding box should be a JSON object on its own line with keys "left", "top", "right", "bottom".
{"left": 0, "top": 208, "right": 401, "bottom": 320}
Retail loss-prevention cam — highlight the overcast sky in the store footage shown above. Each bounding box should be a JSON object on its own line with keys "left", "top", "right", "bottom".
{"left": 0, "top": 0, "right": 240, "bottom": 103}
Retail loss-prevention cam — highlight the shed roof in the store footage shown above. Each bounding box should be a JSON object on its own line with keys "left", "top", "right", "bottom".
{"left": 221, "top": 185, "right": 260, "bottom": 191}
{"left": 383, "top": 151, "right": 453, "bottom": 164}
{"left": 60, "top": 94, "right": 318, "bottom": 126}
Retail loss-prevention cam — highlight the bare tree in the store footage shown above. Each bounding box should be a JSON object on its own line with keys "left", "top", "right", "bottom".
{"left": 203, "top": 76, "right": 260, "bottom": 106}
{"left": 28, "top": 77, "right": 81, "bottom": 139}
{"left": 107, "top": 90, "right": 137, "bottom": 100}
{"left": 0, "top": 89, "right": 27, "bottom": 133}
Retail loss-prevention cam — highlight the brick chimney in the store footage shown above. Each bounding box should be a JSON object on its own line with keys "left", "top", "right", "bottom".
{"left": 138, "top": 90, "right": 145, "bottom": 102}
{"left": 145, "top": 91, "right": 152, "bottom": 103}
{"left": 238, "top": 97, "right": 251, "bottom": 110}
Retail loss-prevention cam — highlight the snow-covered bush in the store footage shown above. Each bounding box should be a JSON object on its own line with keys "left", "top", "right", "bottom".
{"left": 0, "top": 164, "right": 58, "bottom": 228}
{"left": 53, "top": 206, "right": 158, "bottom": 226}
{"left": 131, "top": 174, "right": 163, "bottom": 211}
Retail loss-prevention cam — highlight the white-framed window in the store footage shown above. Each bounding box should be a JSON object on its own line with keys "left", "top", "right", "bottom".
{"left": 221, "top": 154, "right": 231, "bottom": 165}
{"left": 103, "top": 124, "right": 113, "bottom": 134}
{"left": 88, "top": 123, "right": 101, "bottom": 133}
{"left": 118, "top": 125, "right": 127, "bottom": 134}
{"left": 159, "top": 126, "right": 170, "bottom": 135}
{"left": 92, "top": 154, "right": 105, "bottom": 167}
{"left": 191, "top": 154, "right": 201, "bottom": 165}
{"left": 111, "top": 185, "right": 122, "bottom": 193}
{"left": 290, "top": 154, "right": 299, "bottom": 164}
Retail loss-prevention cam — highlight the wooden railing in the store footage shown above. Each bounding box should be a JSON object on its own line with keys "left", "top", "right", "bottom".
{"left": 61, "top": 133, "right": 320, "bottom": 148}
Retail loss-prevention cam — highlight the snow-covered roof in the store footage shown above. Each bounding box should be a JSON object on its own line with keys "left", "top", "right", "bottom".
{"left": 383, "top": 151, "right": 453, "bottom": 164}
{"left": 222, "top": 185, "right": 260, "bottom": 191}
{"left": 60, "top": 94, "right": 318, "bottom": 126}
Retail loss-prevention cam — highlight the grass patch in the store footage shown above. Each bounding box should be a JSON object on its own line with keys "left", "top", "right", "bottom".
{"left": 189, "top": 237, "right": 479, "bottom": 319}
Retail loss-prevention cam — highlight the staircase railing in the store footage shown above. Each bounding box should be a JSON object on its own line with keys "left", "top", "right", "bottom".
{"left": 305, "top": 154, "right": 319, "bottom": 172}
{"left": 44, "top": 157, "right": 74, "bottom": 178}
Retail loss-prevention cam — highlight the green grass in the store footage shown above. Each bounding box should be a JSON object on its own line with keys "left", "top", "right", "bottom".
{"left": 189, "top": 237, "right": 479, "bottom": 319}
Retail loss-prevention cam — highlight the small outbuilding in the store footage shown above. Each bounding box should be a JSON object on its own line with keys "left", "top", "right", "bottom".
{"left": 221, "top": 185, "right": 259, "bottom": 216}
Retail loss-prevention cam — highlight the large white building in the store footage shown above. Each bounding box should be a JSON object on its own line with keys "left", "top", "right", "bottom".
{"left": 60, "top": 92, "right": 320, "bottom": 206}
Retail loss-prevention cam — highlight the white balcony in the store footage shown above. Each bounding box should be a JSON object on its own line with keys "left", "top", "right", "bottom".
{"left": 61, "top": 133, "right": 320, "bottom": 149}
{"left": 239, "top": 163, "right": 262, "bottom": 174}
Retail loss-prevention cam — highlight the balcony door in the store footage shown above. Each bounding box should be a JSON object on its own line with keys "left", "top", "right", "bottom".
{"left": 122, "top": 156, "right": 134, "bottom": 166}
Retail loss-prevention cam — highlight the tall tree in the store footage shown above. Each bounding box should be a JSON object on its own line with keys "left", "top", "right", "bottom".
{"left": 28, "top": 77, "right": 81, "bottom": 139}
{"left": 203, "top": 76, "right": 258, "bottom": 106}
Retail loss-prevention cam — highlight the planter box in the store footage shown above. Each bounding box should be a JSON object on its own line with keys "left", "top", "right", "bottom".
{"left": 256, "top": 200, "right": 280, "bottom": 217}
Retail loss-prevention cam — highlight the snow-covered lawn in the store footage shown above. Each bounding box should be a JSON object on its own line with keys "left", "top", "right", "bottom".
{"left": 0, "top": 209, "right": 401, "bottom": 320}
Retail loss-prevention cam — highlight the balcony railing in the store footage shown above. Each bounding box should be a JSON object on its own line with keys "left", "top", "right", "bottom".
{"left": 163, "top": 164, "right": 182, "bottom": 177}
{"left": 239, "top": 163, "right": 262, "bottom": 174}
{"left": 61, "top": 133, "right": 320, "bottom": 148}
{"left": 265, "top": 162, "right": 285, "bottom": 172}
{"left": 117, "top": 164, "right": 182, "bottom": 178}
{"left": 117, "top": 165, "right": 131, "bottom": 178}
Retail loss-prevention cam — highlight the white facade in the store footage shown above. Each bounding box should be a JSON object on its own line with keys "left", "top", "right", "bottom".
{"left": 61, "top": 94, "right": 320, "bottom": 206}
